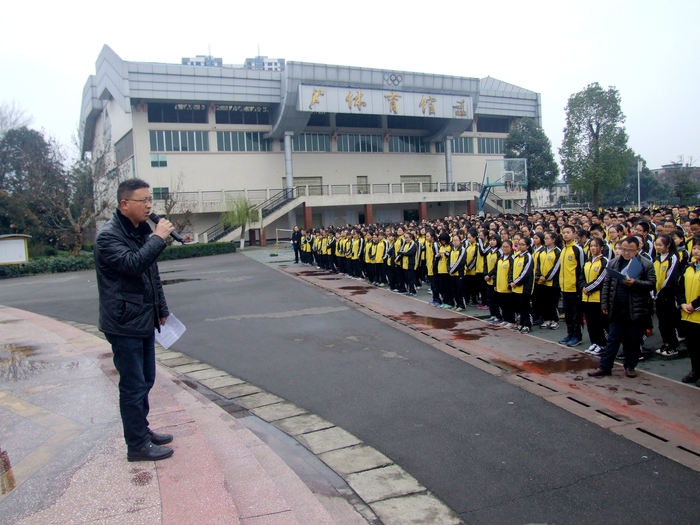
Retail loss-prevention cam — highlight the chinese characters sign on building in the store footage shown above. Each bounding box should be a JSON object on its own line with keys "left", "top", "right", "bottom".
{"left": 298, "top": 85, "right": 472, "bottom": 119}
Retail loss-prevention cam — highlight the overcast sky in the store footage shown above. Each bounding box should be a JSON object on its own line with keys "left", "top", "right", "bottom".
{"left": 1, "top": 0, "right": 698, "bottom": 170}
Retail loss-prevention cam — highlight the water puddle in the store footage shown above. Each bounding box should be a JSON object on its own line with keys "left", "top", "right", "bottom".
{"left": 339, "top": 286, "right": 370, "bottom": 296}
{"left": 0, "top": 447, "right": 15, "bottom": 495}
{"left": 0, "top": 343, "right": 76, "bottom": 381}
{"left": 162, "top": 278, "right": 202, "bottom": 285}
{"left": 524, "top": 353, "right": 600, "bottom": 375}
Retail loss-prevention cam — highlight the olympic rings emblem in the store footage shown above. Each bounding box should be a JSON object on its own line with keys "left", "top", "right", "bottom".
{"left": 384, "top": 73, "right": 403, "bottom": 86}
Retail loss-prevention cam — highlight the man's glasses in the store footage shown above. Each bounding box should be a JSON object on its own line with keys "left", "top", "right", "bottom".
{"left": 126, "top": 198, "right": 153, "bottom": 204}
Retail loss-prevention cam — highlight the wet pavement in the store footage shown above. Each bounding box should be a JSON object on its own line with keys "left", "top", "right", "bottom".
{"left": 2, "top": 248, "right": 700, "bottom": 525}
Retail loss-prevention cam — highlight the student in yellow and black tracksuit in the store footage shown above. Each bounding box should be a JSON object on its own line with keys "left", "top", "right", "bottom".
{"left": 464, "top": 230, "right": 480, "bottom": 306}
{"left": 676, "top": 242, "right": 700, "bottom": 386}
{"left": 653, "top": 234, "right": 681, "bottom": 356}
{"left": 424, "top": 230, "right": 441, "bottom": 306}
{"left": 492, "top": 239, "right": 515, "bottom": 326}
{"left": 301, "top": 230, "right": 313, "bottom": 265}
{"left": 350, "top": 230, "right": 364, "bottom": 279}
{"left": 436, "top": 232, "right": 453, "bottom": 307}
{"left": 393, "top": 233, "right": 406, "bottom": 293}
{"left": 484, "top": 233, "right": 502, "bottom": 323}
{"left": 365, "top": 235, "right": 378, "bottom": 285}
{"left": 530, "top": 233, "right": 546, "bottom": 323}
{"left": 397, "top": 233, "right": 419, "bottom": 296}
{"left": 375, "top": 232, "right": 389, "bottom": 286}
{"left": 536, "top": 231, "right": 561, "bottom": 329}
{"left": 449, "top": 235, "right": 467, "bottom": 311}
{"left": 509, "top": 237, "right": 535, "bottom": 333}
{"left": 578, "top": 238, "right": 608, "bottom": 356}
{"left": 558, "top": 225, "right": 585, "bottom": 346}
{"left": 386, "top": 233, "right": 397, "bottom": 290}
{"left": 475, "top": 233, "right": 489, "bottom": 309}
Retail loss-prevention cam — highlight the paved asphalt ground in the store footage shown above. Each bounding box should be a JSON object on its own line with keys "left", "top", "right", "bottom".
{"left": 2, "top": 251, "right": 699, "bottom": 525}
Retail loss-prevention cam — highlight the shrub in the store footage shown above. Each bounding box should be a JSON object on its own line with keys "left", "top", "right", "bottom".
{"left": 158, "top": 242, "right": 237, "bottom": 261}
{"left": 0, "top": 242, "right": 236, "bottom": 279}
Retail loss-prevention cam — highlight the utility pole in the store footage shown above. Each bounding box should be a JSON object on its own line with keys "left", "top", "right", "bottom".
{"left": 637, "top": 157, "right": 643, "bottom": 210}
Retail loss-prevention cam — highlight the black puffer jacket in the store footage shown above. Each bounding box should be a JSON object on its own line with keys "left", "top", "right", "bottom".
{"left": 95, "top": 210, "right": 169, "bottom": 337}
{"left": 601, "top": 255, "right": 656, "bottom": 321}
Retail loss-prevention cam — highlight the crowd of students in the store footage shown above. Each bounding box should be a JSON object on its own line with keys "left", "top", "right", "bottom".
{"left": 293, "top": 205, "right": 700, "bottom": 385}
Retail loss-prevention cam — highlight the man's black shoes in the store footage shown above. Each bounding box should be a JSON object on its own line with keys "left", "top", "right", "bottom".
{"left": 127, "top": 441, "right": 174, "bottom": 462}
{"left": 587, "top": 368, "right": 611, "bottom": 377}
{"left": 148, "top": 429, "right": 173, "bottom": 445}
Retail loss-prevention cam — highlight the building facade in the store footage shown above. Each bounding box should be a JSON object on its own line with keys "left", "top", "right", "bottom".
{"left": 81, "top": 45, "right": 542, "bottom": 242}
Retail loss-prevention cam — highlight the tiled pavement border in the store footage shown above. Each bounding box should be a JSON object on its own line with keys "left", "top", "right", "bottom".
{"left": 61, "top": 320, "right": 463, "bottom": 525}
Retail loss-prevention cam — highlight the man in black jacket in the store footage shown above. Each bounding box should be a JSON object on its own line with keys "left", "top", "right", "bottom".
{"left": 95, "top": 179, "right": 175, "bottom": 462}
{"left": 588, "top": 236, "right": 656, "bottom": 378}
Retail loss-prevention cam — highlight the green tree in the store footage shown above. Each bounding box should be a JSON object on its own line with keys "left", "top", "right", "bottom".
{"left": 672, "top": 167, "right": 699, "bottom": 205}
{"left": 222, "top": 196, "right": 259, "bottom": 247}
{"left": 559, "top": 83, "right": 633, "bottom": 209}
{"left": 504, "top": 117, "right": 559, "bottom": 213}
{"left": 0, "top": 127, "right": 68, "bottom": 245}
{"left": 600, "top": 158, "right": 672, "bottom": 207}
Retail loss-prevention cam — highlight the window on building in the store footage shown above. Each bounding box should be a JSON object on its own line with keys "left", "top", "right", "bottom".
{"left": 335, "top": 113, "right": 382, "bottom": 128}
{"left": 215, "top": 105, "right": 270, "bottom": 125}
{"left": 404, "top": 209, "right": 419, "bottom": 221}
{"left": 436, "top": 137, "right": 474, "bottom": 154}
{"left": 453, "top": 137, "right": 474, "bottom": 153}
{"left": 287, "top": 133, "right": 331, "bottom": 152}
{"left": 149, "top": 131, "right": 210, "bottom": 152}
{"left": 337, "top": 134, "right": 383, "bottom": 153}
{"left": 216, "top": 132, "right": 271, "bottom": 152}
{"left": 477, "top": 137, "right": 505, "bottom": 154}
{"left": 148, "top": 103, "right": 207, "bottom": 123}
{"left": 150, "top": 154, "right": 167, "bottom": 167}
{"left": 306, "top": 113, "right": 330, "bottom": 127}
{"left": 389, "top": 136, "right": 429, "bottom": 153}
{"left": 152, "top": 187, "right": 169, "bottom": 200}
{"left": 476, "top": 116, "right": 510, "bottom": 133}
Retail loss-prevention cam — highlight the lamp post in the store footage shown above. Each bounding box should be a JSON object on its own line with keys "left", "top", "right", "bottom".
{"left": 637, "top": 157, "right": 643, "bottom": 210}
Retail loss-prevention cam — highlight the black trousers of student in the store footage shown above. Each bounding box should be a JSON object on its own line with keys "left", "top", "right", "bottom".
{"left": 365, "top": 263, "right": 376, "bottom": 284}
{"left": 395, "top": 267, "right": 406, "bottom": 292}
{"left": 464, "top": 275, "right": 479, "bottom": 304}
{"left": 377, "top": 263, "right": 388, "bottom": 284}
{"left": 451, "top": 275, "right": 466, "bottom": 308}
{"left": 352, "top": 259, "right": 364, "bottom": 278}
{"left": 428, "top": 275, "right": 440, "bottom": 303}
{"left": 656, "top": 294, "right": 680, "bottom": 348}
{"left": 487, "top": 285, "right": 500, "bottom": 318}
{"left": 516, "top": 293, "right": 533, "bottom": 328}
{"left": 405, "top": 269, "right": 417, "bottom": 294}
{"left": 532, "top": 285, "right": 545, "bottom": 321}
{"left": 475, "top": 273, "right": 486, "bottom": 304}
{"left": 438, "top": 274, "right": 453, "bottom": 305}
{"left": 562, "top": 291, "right": 583, "bottom": 338}
{"left": 683, "top": 321, "right": 700, "bottom": 373}
{"left": 537, "top": 285, "right": 560, "bottom": 322}
{"left": 497, "top": 292, "right": 516, "bottom": 323}
{"left": 583, "top": 301, "right": 608, "bottom": 347}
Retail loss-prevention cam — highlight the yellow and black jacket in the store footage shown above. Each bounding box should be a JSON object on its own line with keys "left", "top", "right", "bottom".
{"left": 578, "top": 254, "right": 608, "bottom": 303}
{"left": 653, "top": 253, "right": 680, "bottom": 300}
{"left": 449, "top": 245, "right": 466, "bottom": 276}
{"left": 676, "top": 262, "right": 700, "bottom": 324}
{"left": 509, "top": 251, "right": 534, "bottom": 295}
{"left": 536, "top": 246, "right": 561, "bottom": 287}
{"left": 558, "top": 241, "right": 584, "bottom": 293}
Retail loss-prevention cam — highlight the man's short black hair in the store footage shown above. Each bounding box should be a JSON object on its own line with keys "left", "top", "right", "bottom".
{"left": 117, "top": 178, "right": 150, "bottom": 203}
{"left": 621, "top": 236, "right": 640, "bottom": 248}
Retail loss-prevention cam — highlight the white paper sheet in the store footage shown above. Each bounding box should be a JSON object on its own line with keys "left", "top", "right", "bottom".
{"left": 154, "top": 313, "right": 186, "bottom": 349}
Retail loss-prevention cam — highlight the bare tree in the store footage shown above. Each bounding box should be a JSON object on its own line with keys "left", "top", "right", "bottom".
{"left": 160, "top": 171, "right": 197, "bottom": 244}
{"left": 0, "top": 101, "right": 34, "bottom": 138}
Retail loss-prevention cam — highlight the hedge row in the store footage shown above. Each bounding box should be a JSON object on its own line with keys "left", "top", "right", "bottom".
{"left": 0, "top": 242, "right": 237, "bottom": 279}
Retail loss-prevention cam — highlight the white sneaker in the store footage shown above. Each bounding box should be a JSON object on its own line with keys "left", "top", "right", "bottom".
{"left": 504, "top": 323, "right": 516, "bottom": 329}
{"left": 585, "top": 344, "right": 597, "bottom": 353}
{"left": 590, "top": 345, "right": 604, "bottom": 356}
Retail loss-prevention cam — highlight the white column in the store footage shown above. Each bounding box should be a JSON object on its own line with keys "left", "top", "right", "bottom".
{"left": 284, "top": 132, "right": 294, "bottom": 199}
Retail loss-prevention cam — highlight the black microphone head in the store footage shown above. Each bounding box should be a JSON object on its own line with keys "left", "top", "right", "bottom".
{"left": 149, "top": 213, "right": 161, "bottom": 223}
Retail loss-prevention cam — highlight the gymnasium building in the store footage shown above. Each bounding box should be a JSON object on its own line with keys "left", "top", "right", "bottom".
{"left": 80, "top": 45, "right": 542, "bottom": 243}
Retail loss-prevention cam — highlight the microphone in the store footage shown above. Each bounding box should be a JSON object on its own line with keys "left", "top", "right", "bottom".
{"left": 149, "top": 213, "right": 185, "bottom": 243}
